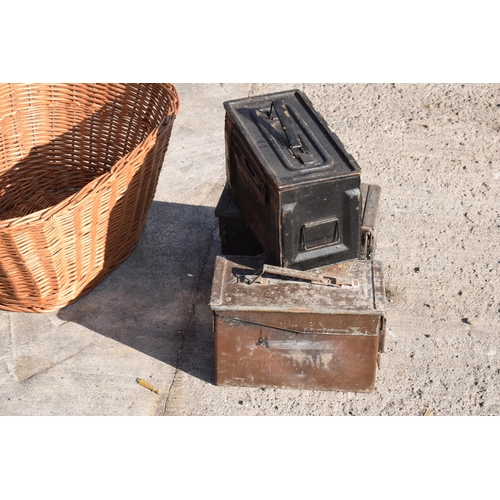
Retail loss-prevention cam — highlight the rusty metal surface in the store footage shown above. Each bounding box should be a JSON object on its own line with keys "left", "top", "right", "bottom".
{"left": 360, "top": 183, "right": 381, "bottom": 260}
{"left": 214, "top": 316, "right": 379, "bottom": 392}
{"left": 210, "top": 256, "right": 385, "bottom": 314}
{"left": 210, "top": 255, "right": 386, "bottom": 392}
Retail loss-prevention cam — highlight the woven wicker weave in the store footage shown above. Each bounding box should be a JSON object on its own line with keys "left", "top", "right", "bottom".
{"left": 0, "top": 83, "right": 180, "bottom": 312}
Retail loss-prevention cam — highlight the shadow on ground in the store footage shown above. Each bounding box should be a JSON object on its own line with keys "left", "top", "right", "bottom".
{"left": 57, "top": 200, "right": 220, "bottom": 385}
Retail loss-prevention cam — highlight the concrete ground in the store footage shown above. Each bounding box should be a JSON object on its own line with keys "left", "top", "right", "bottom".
{"left": 0, "top": 83, "right": 499, "bottom": 416}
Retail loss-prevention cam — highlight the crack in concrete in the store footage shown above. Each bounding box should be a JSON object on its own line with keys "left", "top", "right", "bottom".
{"left": 160, "top": 221, "right": 218, "bottom": 415}
{"left": 8, "top": 341, "right": 96, "bottom": 382}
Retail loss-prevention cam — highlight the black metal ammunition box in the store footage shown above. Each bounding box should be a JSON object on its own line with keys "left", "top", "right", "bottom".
{"left": 216, "top": 181, "right": 380, "bottom": 259}
{"left": 224, "top": 90, "right": 362, "bottom": 270}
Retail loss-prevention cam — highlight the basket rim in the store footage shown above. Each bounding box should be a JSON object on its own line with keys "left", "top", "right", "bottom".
{"left": 0, "top": 84, "right": 179, "bottom": 229}
{"left": 0, "top": 83, "right": 180, "bottom": 121}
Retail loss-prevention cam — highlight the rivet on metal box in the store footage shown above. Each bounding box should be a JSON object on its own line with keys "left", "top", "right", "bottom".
{"left": 223, "top": 90, "right": 362, "bottom": 270}
{"left": 209, "top": 256, "right": 387, "bottom": 393}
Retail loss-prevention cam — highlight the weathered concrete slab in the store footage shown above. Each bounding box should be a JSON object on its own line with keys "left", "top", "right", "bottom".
{"left": 1, "top": 83, "right": 499, "bottom": 416}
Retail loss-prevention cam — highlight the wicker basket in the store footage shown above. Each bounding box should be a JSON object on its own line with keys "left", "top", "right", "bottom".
{"left": 0, "top": 83, "right": 180, "bottom": 312}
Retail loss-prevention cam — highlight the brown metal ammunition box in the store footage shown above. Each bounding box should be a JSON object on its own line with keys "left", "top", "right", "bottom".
{"left": 224, "top": 90, "right": 362, "bottom": 270}
{"left": 215, "top": 183, "right": 380, "bottom": 260}
{"left": 209, "top": 255, "right": 386, "bottom": 392}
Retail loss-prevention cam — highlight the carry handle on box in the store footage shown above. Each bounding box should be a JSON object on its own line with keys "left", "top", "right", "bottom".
{"left": 244, "top": 264, "right": 358, "bottom": 288}
{"left": 268, "top": 99, "right": 314, "bottom": 166}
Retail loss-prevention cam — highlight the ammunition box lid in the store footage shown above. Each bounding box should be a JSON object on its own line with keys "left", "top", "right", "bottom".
{"left": 223, "top": 90, "right": 361, "bottom": 189}
{"left": 210, "top": 255, "right": 386, "bottom": 316}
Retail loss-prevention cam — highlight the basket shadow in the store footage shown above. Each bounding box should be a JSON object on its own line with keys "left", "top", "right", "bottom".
{"left": 57, "top": 200, "right": 219, "bottom": 385}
